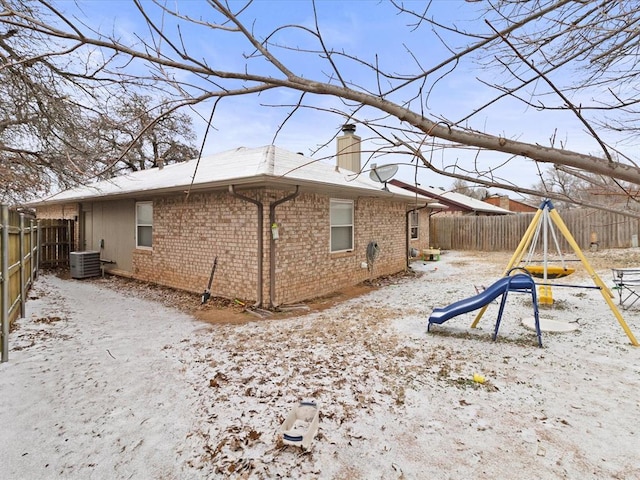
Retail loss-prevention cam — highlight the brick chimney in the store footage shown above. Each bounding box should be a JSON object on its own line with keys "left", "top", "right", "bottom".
{"left": 336, "top": 124, "right": 361, "bottom": 173}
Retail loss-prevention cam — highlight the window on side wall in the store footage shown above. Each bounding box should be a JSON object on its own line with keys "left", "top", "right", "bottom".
{"left": 330, "top": 199, "right": 353, "bottom": 252}
{"left": 136, "top": 201, "right": 153, "bottom": 248}
{"left": 409, "top": 211, "right": 419, "bottom": 240}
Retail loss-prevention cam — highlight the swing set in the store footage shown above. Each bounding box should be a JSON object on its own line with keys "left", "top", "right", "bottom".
{"left": 471, "top": 199, "right": 639, "bottom": 346}
{"left": 521, "top": 197, "right": 576, "bottom": 304}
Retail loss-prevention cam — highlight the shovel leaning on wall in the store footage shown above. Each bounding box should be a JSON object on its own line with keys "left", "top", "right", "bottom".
{"left": 201, "top": 256, "right": 218, "bottom": 305}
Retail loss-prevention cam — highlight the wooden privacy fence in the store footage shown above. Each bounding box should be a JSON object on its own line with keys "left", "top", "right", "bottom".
{"left": 39, "top": 218, "right": 74, "bottom": 267}
{"left": 1, "top": 206, "right": 39, "bottom": 362}
{"left": 430, "top": 208, "right": 640, "bottom": 252}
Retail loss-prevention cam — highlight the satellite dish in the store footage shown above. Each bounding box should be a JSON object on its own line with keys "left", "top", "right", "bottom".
{"left": 369, "top": 163, "right": 399, "bottom": 191}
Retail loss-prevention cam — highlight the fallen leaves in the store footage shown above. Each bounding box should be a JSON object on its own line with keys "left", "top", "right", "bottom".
{"left": 33, "top": 315, "right": 63, "bottom": 324}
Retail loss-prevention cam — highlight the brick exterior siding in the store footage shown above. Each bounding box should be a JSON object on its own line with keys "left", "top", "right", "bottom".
{"left": 130, "top": 189, "right": 419, "bottom": 306}
{"left": 408, "top": 209, "right": 431, "bottom": 251}
{"left": 271, "top": 193, "right": 408, "bottom": 305}
{"left": 132, "top": 191, "right": 258, "bottom": 300}
{"left": 35, "top": 203, "right": 81, "bottom": 252}
{"left": 34, "top": 203, "right": 79, "bottom": 220}
{"left": 35, "top": 189, "right": 430, "bottom": 306}
{"left": 484, "top": 196, "right": 537, "bottom": 213}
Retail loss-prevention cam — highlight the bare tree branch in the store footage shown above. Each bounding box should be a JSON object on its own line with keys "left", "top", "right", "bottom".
{"left": 3, "top": 0, "right": 640, "bottom": 211}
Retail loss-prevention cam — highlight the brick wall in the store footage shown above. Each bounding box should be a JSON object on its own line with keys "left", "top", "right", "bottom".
{"left": 268, "top": 191, "right": 409, "bottom": 305}
{"left": 129, "top": 189, "right": 413, "bottom": 306}
{"left": 34, "top": 203, "right": 79, "bottom": 220}
{"left": 408, "top": 209, "right": 431, "bottom": 252}
{"left": 132, "top": 191, "right": 260, "bottom": 301}
{"left": 484, "top": 196, "right": 537, "bottom": 213}
{"left": 35, "top": 203, "right": 80, "bottom": 252}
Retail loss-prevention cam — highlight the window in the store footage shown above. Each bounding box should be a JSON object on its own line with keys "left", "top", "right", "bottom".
{"left": 330, "top": 199, "right": 354, "bottom": 252}
{"left": 136, "top": 201, "right": 153, "bottom": 248}
{"left": 409, "top": 211, "right": 419, "bottom": 240}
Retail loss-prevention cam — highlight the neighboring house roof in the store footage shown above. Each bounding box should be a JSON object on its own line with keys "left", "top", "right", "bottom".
{"left": 28, "top": 145, "right": 436, "bottom": 206}
{"left": 390, "top": 180, "right": 513, "bottom": 215}
{"left": 484, "top": 195, "right": 537, "bottom": 213}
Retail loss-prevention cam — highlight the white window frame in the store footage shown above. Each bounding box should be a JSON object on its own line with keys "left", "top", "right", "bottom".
{"left": 409, "top": 211, "right": 419, "bottom": 240}
{"left": 136, "top": 201, "right": 153, "bottom": 249}
{"left": 330, "top": 199, "right": 354, "bottom": 253}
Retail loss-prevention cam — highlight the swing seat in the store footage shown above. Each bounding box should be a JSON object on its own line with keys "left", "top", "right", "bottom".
{"left": 524, "top": 265, "right": 575, "bottom": 279}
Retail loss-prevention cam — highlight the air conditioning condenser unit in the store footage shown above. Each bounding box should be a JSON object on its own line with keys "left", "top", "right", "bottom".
{"left": 70, "top": 251, "right": 101, "bottom": 279}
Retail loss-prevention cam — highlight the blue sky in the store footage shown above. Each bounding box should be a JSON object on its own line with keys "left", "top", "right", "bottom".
{"left": 68, "top": 0, "right": 623, "bottom": 196}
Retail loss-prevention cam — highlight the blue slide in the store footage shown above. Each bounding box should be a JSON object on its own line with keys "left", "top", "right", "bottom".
{"left": 428, "top": 273, "right": 542, "bottom": 346}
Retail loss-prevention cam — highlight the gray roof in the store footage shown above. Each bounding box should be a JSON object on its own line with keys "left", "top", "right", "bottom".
{"left": 29, "top": 145, "right": 437, "bottom": 206}
{"left": 390, "top": 180, "right": 513, "bottom": 214}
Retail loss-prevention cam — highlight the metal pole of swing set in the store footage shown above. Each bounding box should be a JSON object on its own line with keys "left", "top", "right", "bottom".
{"left": 542, "top": 207, "right": 549, "bottom": 283}
{"left": 2, "top": 205, "right": 9, "bottom": 362}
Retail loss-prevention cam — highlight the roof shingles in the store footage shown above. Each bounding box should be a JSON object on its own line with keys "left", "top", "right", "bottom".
{"left": 30, "top": 146, "right": 431, "bottom": 206}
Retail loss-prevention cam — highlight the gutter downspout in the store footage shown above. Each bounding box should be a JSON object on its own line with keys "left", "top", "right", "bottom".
{"left": 229, "top": 185, "right": 264, "bottom": 308}
{"left": 406, "top": 203, "right": 431, "bottom": 269}
{"left": 269, "top": 186, "right": 300, "bottom": 308}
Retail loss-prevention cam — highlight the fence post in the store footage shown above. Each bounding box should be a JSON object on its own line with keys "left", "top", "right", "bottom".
{"left": 2, "top": 205, "right": 9, "bottom": 363}
{"left": 36, "top": 219, "right": 41, "bottom": 276}
{"left": 68, "top": 219, "right": 72, "bottom": 257}
{"left": 19, "top": 213, "right": 26, "bottom": 318}
{"left": 30, "top": 218, "right": 35, "bottom": 284}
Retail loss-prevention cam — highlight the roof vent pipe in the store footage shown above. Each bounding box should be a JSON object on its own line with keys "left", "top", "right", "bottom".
{"left": 336, "top": 124, "right": 361, "bottom": 173}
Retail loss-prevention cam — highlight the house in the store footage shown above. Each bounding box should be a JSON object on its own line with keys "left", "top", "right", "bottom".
{"left": 389, "top": 180, "right": 513, "bottom": 216}
{"left": 29, "top": 127, "right": 440, "bottom": 307}
{"left": 483, "top": 194, "right": 537, "bottom": 213}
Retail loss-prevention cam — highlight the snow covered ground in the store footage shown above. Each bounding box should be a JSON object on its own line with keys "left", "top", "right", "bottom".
{"left": 2, "top": 250, "right": 640, "bottom": 479}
